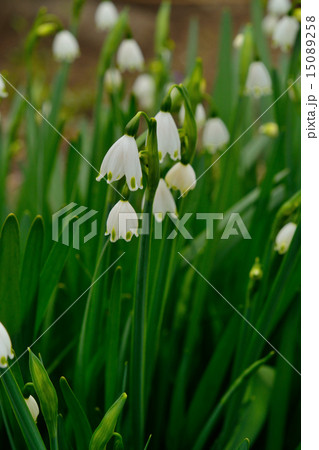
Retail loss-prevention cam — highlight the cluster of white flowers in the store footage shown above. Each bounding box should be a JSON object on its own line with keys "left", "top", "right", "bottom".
{"left": 262, "top": 0, "right": 300, "bottom": 52}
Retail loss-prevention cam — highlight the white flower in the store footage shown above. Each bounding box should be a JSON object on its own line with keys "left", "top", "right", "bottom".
{"left": 97, "top": 135, "right": 143, "bottom": 191}
{"left": 95, "top": 1, "right": 118, "bottom": 31}
{"left": 262, "top": 15, "right": 278, "bottom": 37}
{"left": 245, "top": 61, "right": 272, "bottom": 98}
{"left": 52, "top": 30, "right": 80, "bottom": 63}
{"left": 106, "top": 200, "right": 139, "bottom": 242}
{"left": 179, "top": 103, "right": 206, "bottom": 129}
{"left": 25, "top": 396, "right": 40, "bottom": 422}
{"left": 259, "top": 122, "right": 279, "bottom": 138}
{"left": 155, "top": 111, "right": 181, "bottom": 163}
{"left": 202, "top": 118, "right": 230, "bottom": 154}
{"left": 165, "top": 162, "right": 196, "bottom": 197}
{"left": 152, "top": 179, "right": 177, "bottom": 222}
{"left": 0, "top": 75, "right": 8, "bottom": 98}
{"left": 275, "top": 222, "right": 297, "bottom": 254}
{"left": 272, "top": 16, "right": 300, "bottom": 52}
{"left": 117, "top": 39, "right": 144, "bottom": 72}
{"left": 0, "top": 322, "right": 14, "bottom": 368}
{"left": 104, "top": 68, "right": 122, "bottom": 91}
{"left": 132, "top": 74, "right": 156, "bottom": 110}
{"left": 233, "top": 33, "right": 244, "bottom": 49}
{"left": 267, "top": 0, "right": 291, "bottom": 16}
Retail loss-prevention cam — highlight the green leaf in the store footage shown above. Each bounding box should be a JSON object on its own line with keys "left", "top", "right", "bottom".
{"left": 0, "top": 214, "right": 21, "bottom": 337}
{"left": 89, "top": 393, "right": 127, "bottom": 450}
{"left": 29, "top": 350, "right": 58, "bottom": 442}
{"left": 59, "top": 377, "right": 92, "bottom": 450}
{"left": 20, "top": 216, "right": 44, "bottom": 320}
{"left": 154, "top": 1, "right": 171, "bottom": 55}
{"left": 237, "top": 438, "right": 250, "bottom": 450}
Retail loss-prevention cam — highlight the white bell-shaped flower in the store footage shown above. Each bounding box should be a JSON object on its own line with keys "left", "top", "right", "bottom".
{"left": 275, "top": 222, "right": 297, "bottom": 254}
{"left": 104, "top": 68, "right": 122, "bottom": 91}
{"left": 152, "top": 179, "right": 177, "bottom": 222}
{"left": 106, "top": 200, "right": 139, "bottom": 242}
{"left": 117, "top": 39, "right": 144, "bottom": 72}
{"left": 202, "top": 117, "right": 230, "bottom": 154}
{"left": 262, "top": 15, "right": 278, "bottom": 36}
{"left": 25, "top": 395, "right": 40, "bottom": 422}
{"left": 0, "top": 322, "right": 14, "bottom": 368}
{"left": 272, "top": 16, "right": 300, "bottom": 52}
{"left": 179, "top": 103, "right": 206, "bottom": 129}
{"left": 132, "top": 74, "right": 156, "bottom": 110}
{"left": 52, "top": 31, "right": 80, "bottom": 63}
{"left": 155, "top": 111, "right": 181, "bottom": 163}
{"left": 95, "top": 1, "right": 118, "bottom": 31}
{"left": 267, "top": 0, "right": 291, "bottom": 16}
{"left": 0, "top": 75, "right": 8, "bottom": 98}
{"left": 97, "top": 135, "right": 143, "bottom": 191}
{"left": 165, "top": 162, "right": 196, "bottom": 197}
{"left": 245, "top": 61, "right": 272, "bottom": 98}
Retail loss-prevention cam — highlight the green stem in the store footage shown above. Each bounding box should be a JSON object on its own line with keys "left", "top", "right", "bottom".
{"left": 50, "top": 435, "right": 59, "bottom": 450}
{"left": 131, "top": 196, "right": 153, "bottom": 450}
{"left": 1, "top": 367, "right": 46, "bottom": 450}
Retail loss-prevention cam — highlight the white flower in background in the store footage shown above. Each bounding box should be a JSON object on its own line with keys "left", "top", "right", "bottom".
{"left": 0, "top": 75, "right": 8, "bottom": 98}
{"left": 233, "top": 33, "right": 244, "bottom": 49}
{"left": 104, "top": 68, "right": 122, "bottom": 91}
{"left": 0, "top": 322, "right": 14, "bottom": 368}
{"left": 202, "top": 117, "right": 230, "bottom": 154}
{"left": 95, "top": 1, "right": 118, "bottom": 31}
{"left": 106, "top": 200, "right": 139, "bottom": 242}
{"left": 117, "top": 39, "right": 144, "bottom": 72}
{"left": 52, "top": 30, "right": 80, "bottom": 63}
{"left": 165, "top": 162, "right": 196, "bottom": 197}
{"left": 152, "top": 179, "right": 177, "bottom": 222}
{"left": 132, "top": 74, "right": 156, "bottom": 110}
{"left": 155, "top": 111, "right": 181, "bottom": 163}
{"left": 272, "top": 16, "right": 300, "bottom": 52}
{"left": 25, "top": 396, "right": 40, "bottom": 422}
{"left": 275, "top": 222, "right": 297, "bottom": 254}
{"left": 259, "top": 122, "right": 279, "bottom": 138}
{"left": 262, "top": 15, "right": 278, "bottom": 37}
{"left": 267, "top": 0, "right": 291, "bottom": 16}
{"left": 245, "top": 61, "right": 272, "bottom": 98}
{"left": 96, "top": 135, "right": 143, "bottom": 191}
{"left": 179, "top": 103, "right": 206, "bottom": 129}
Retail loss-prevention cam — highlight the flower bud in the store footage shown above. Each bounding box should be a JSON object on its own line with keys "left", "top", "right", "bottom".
{"left": 52, "top": 30, "right": 80, "bottom": 63}
{"left": 0, "top": 322, "right": 14, "bottom": 368}
{"left": 117, "top": 39, "right": 144, "bottom": 72}
{"left": 259, "top": 122, "right": 279, "bottom": 138}
{"left": 104, "top": 68, "right": 122, "bottom": 92}
{"left": 0, "top": 75, "right": 8, "bottom": 99}
{"left": 245, "top": 61, "right": 272, "bottom": 98}
{"left": 249, "top": 258, "right": 263, "bottom": 280}
{"left": 95, "top": 1, "right": 118, "bottom": 31}
{"left": 275, "top": 222, "right": 297, "bottom": 254}
{"left": 25, "top": 395, "right": 40, "bottom": 422}
{"left": 233, "top": 33, "right": 244, "bottom": 49}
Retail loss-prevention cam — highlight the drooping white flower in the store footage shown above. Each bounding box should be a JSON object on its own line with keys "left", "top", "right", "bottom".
{"left": 132, "top": 74, "right": 156, "bottom": 110}
{"left": 165, "top": 162, "right": 196, "bottom": 197}
{"left": 245, "top": 61, "right": 272, "bottom": 98}
{"left": 262, "top": 15, "right": 278, "bottom": 37}
{"left": 155, "top": 111, "right": 181, "bottom": 163}
{"left": 0, "top": 75, "right": 8, "bottom": 98}
{"left": 179, "top": 103, "right": 206, "bottom": 129}
{"left": 275, "top": 222, "right": 297, "bottom": 254}
{"left": 272, "top": 16, "right": 300, "bottom": 52}
{"left": 152, "top": 179, "right": 177, "bottom": 222}
{"left": 117, "top": 39, "right": 144, "bottom": 72}
{"left": 202, "top": 118, "right": 230, "bottom": 154}
{"left": 267, "top": 0, "right": 291, "bottom": 16}
{"left": 95, "top": 1, "right": 118, "bottom": 31}
{"left": 104, "top": 68, "right": 122, "bottom": 91}
{"left": 0, "top": 322, "right": 14, "bottom": 368}
{"left": 25, "top": 396, "right": 40, "bottom": 422}
{"left": 106, "top": 200, "right": 139, "bottom": 242}
{"left": 96, "top": 135, "right": 143, "bottom": 191}
{"left": 259, "top": 122, "right": 279, "bottom": 138}
{"left": 233, "top": 33, "right": 244, "bottom": 49}
{"left": 52, "top": 30, "right": 80, "bottom": 63}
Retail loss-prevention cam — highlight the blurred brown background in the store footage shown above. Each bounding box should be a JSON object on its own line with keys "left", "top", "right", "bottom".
{"left": 0, "top": 0, "right": 251, "bottom": 93}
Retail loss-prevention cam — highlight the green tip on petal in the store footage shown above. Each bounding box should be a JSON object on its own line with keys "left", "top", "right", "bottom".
{"left": 111, "top": 228, "right": 117, "bottom": 242}
{"left": 126, "top": 231, "right": 132, "bottom": 241}
{"left": 158, "top": 151, "right": 162, "bottom": 161}
{"left": 107, "top": 172, "right": 113, "bottom": 181}
{"left": 131, "top": 177, "right": 136, "bottom": 189}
